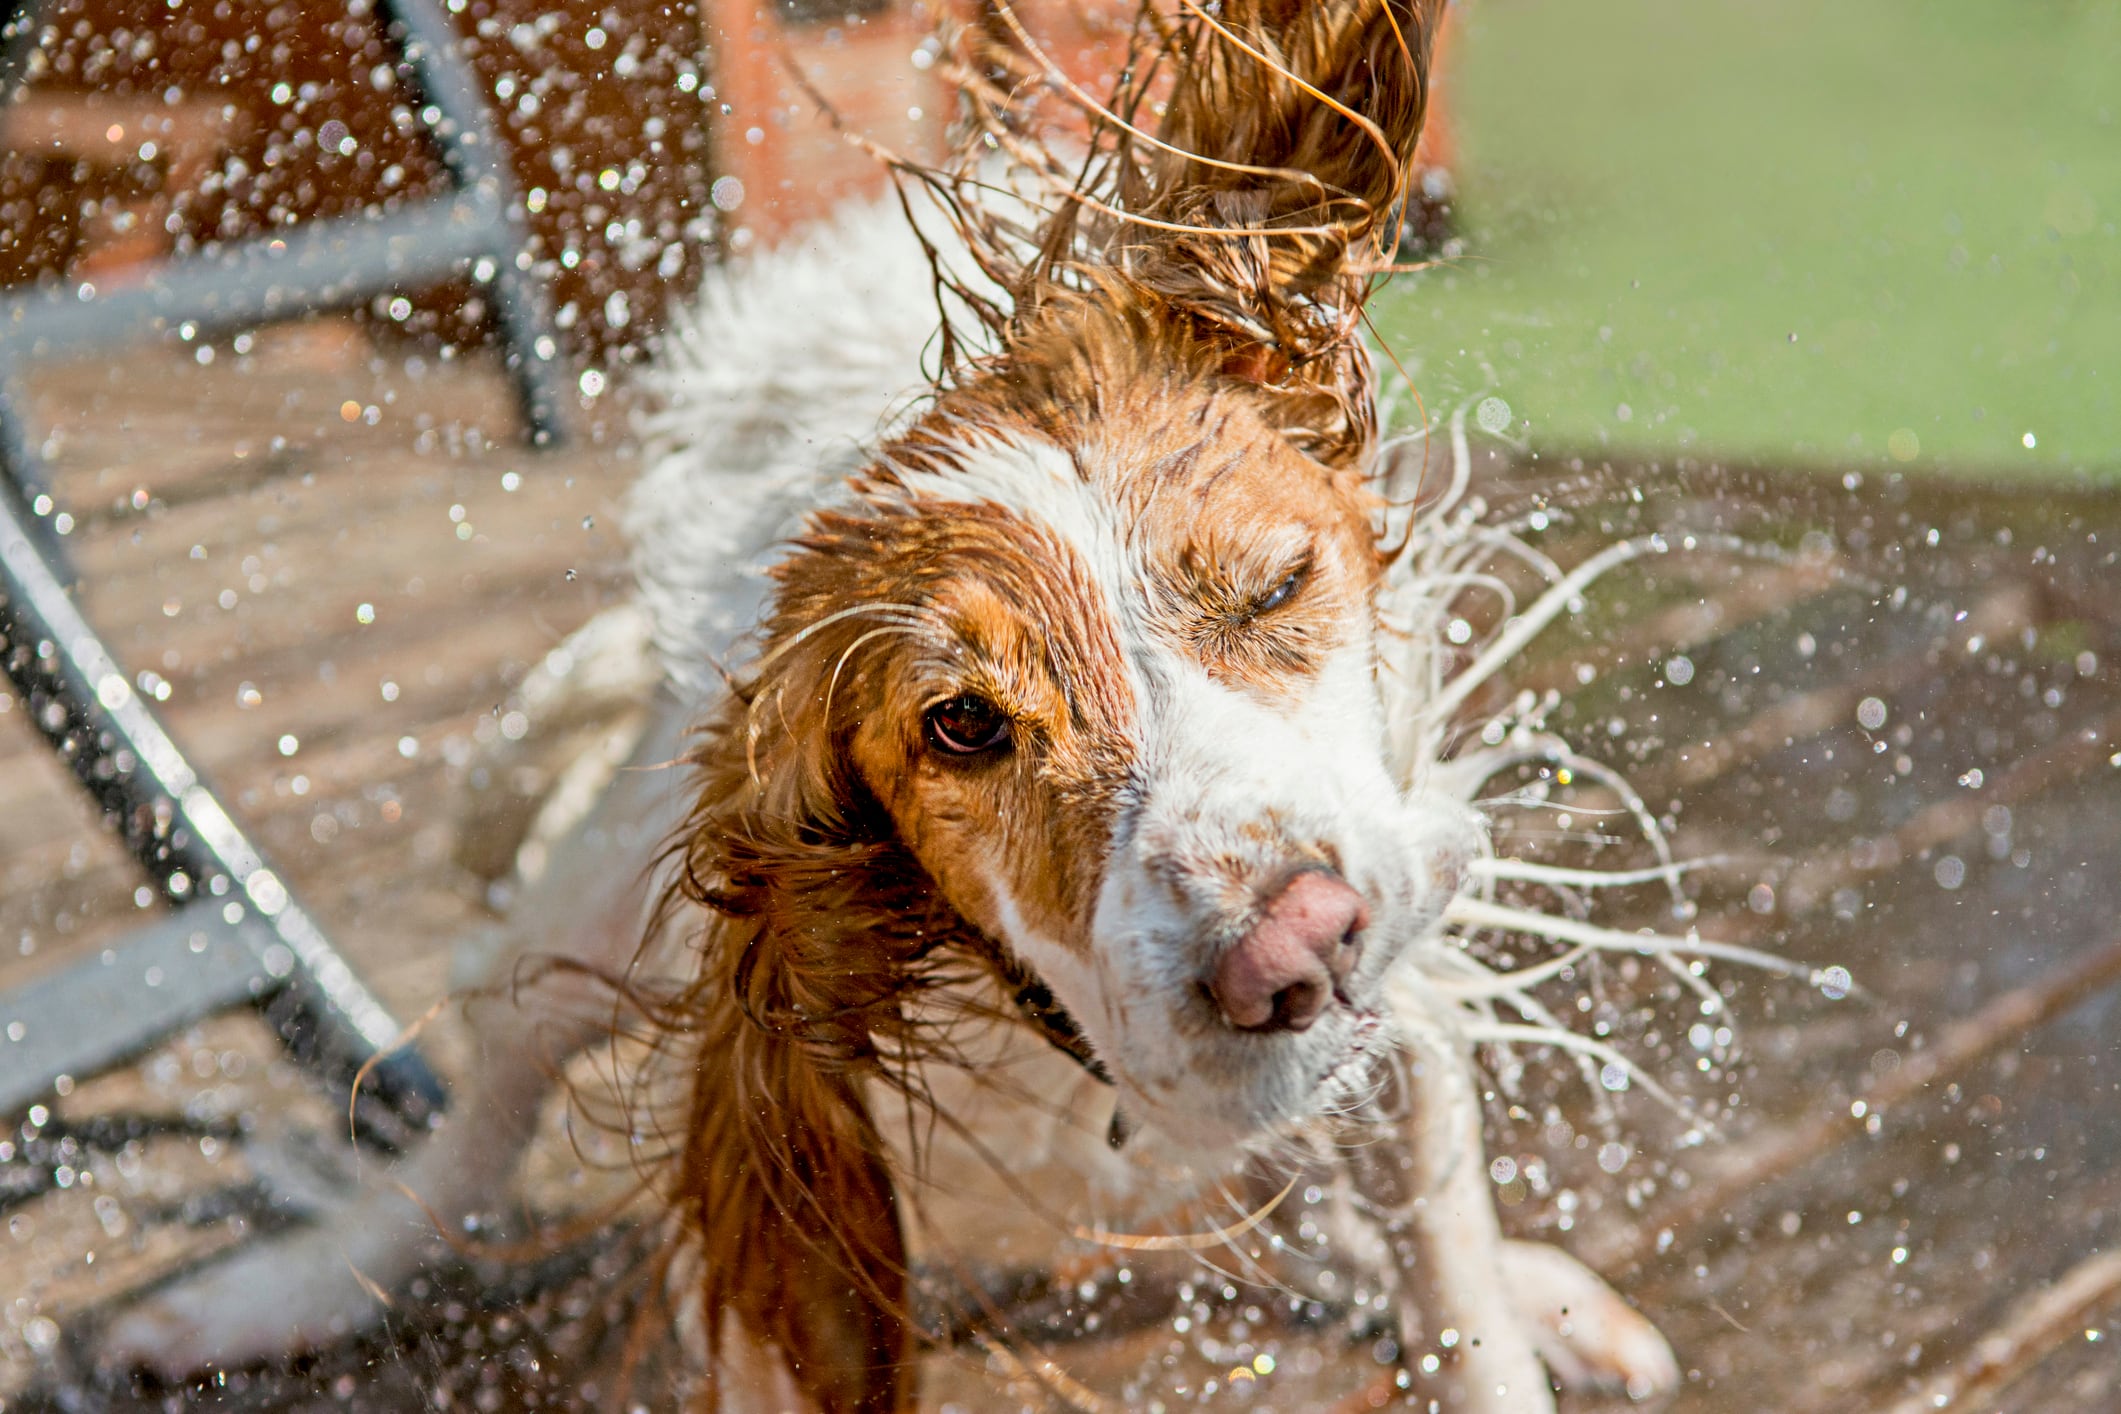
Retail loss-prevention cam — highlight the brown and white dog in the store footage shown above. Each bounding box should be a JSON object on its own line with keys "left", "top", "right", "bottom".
{"left": 104, "top": 3, "right": 1708, "bottom": 1408}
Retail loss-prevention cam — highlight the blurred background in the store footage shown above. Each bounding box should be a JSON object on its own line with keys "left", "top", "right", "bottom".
{"left": 0, "top": 1, "right": 2117, "bottom": 1411}
{"left": 1377, "top": 0, "right": 2119, "bottom": 483}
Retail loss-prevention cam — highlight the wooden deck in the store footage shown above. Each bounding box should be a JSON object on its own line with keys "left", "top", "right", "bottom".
{"left": 0, "top": 322, "right": 634, "bottom": 1007}
{"left": 2, "top": 328, "right": 2120, "bottom": 1412}
{"left": 0, "top": 322, "right": 639, "bottom": 1397}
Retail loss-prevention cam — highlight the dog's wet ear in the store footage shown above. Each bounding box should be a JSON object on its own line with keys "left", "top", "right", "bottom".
{"left": 1132, "top": 1, "right": 1448, "bottom": 335}
{"left": 655, "top": 522, "right": 1004, "bottom": 1413}
{"left": 956, "top": 0, "right": 1447, "bottom": 467}
{"left": 656, "top": 557, "right": 940, "bottom": 1413}
{"left": 1134, "top": 0, "right": 1447, "bottom": 464}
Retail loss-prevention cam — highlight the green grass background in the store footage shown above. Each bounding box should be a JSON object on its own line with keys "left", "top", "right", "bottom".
{"left": 1370, "top": 0, "right": 2121, "bottom": 483}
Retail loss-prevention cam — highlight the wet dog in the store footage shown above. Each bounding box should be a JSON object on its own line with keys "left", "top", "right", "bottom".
{"left": 106, "top": 4, "right": 1685, "bottom": 1408}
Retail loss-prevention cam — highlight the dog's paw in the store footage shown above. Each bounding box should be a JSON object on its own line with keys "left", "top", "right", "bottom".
{"left": 1502, "top": 1240, "right": 1680, "bottom": 1401}
{"left": 102, "top": 1237, "right": 372, "bottom": 1377}
{"left": 99, "top": 1190, "right": 439, "bottom": 1379}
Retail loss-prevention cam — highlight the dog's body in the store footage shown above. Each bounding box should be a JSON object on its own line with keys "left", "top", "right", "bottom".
{"left": 104, "top": 4, "right": 1693, "bottom": 1408}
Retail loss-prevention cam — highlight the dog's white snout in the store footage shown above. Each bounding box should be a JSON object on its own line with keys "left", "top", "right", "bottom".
{"left": 1209, "top": 869, "right": 1369, "bottom": 1032}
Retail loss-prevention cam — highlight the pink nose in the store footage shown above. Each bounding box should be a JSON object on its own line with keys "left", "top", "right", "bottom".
{"left": 1210, "top": 871, "right": 1369, "bottom": 1033}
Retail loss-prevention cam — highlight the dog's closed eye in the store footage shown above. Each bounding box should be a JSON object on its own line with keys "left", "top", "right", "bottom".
{"left": 924, "top": 694, "right": 1013, "bottom": 757}
{"left": 1251, "top": 567, "right": 1304, "bottom": 617}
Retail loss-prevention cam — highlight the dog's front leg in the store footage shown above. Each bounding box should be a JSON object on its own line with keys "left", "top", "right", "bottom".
{"left": 1347, "top": 1023, "right": 1681, "bottom": 1408}
{"left": 1348, "top": 1030, "right": 1557, "bottom": 1413}
{"left": 99, "top": 698, "right": 693, "bottom": 1379}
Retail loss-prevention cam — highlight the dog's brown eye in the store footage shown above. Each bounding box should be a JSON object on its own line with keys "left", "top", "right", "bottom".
{"left": 1255, "top": 569, "right": 1303, "bottom": 615}
{"left": 925, "top": 695, "right": 1012, "bottom": 756}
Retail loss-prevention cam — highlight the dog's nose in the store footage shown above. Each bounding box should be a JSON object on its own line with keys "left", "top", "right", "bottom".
{"left": 1210, "top": 870, "right": 1368, "bottom": 1033}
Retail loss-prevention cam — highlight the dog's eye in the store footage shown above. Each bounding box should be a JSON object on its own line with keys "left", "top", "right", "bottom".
{"left": 925, "top": 694, "right": 1012, "bottom": 756}
{"left": 1254, "top": 569, "right": 1303, "bottom": 615}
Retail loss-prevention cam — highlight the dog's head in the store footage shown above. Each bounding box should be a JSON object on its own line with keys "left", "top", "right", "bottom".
{"left": 758, "top": 335, "right": 1478, "bottom": 1152}
{"left": 667, "top": 3, "right": 1453, "bottom": 1406}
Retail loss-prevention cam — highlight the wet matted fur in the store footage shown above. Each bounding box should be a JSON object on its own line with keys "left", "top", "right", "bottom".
{"left": 632, "top": 3, "right": 1632, "bottom": 1410}
{"left": 95, "top": 3, "right": 1770, "bottom": 1409}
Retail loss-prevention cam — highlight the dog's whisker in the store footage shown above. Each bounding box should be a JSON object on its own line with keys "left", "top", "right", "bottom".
{"left": 1472, "top": 793, "right": 1633, "bottom": 817}
{"left": 1068, "top": 1173, "right": 1301, "bottom": 1253}
{"left": 1428, "top": 530, "right": 1788, "bottom": 730}
{"left": 1402, "top": 569, "right": 1521, "bottom": 620}
{"left": 1470, "top": 856, "right": 1734, "bottom": 889}
{"left": 1518, "top": 1013, "right": 1621, "bottom": 1128}
{"left": 1428, "top": 945, "right": 1593, "bottom": 999}
{"left": 1465, "top": 1022, "right": 1710, "bottom": 1133}
{"left": 755, "top": 599, "right": 933, "bottom": 665}
{"left": 1446, "top": 896, "right": 1818, "bottom": 983}
{"left": 823, "top": 623, "right": 928, "bottom": 721}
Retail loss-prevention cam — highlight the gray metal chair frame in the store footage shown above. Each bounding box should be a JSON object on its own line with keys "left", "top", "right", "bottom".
{"left": 0, "top": 0, "right": 570, "bottom": 1138}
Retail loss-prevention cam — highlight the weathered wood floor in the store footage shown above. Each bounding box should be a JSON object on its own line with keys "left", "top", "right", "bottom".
{"left": 1, "top": 328, "right": 2119, "bottom": 1412}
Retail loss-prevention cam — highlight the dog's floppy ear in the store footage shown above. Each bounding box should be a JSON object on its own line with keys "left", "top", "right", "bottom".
{"left": 662, "top": 540, "right": 969, "bottom": 1413}
{"left": 1128, "top": 0, "right": 1446, "bottom": 464}
{"left": 954, "top": 0, "right": 1446, "bottom": 467}
{"left": 1128, "top": 0, "right": 1447, "bottom": 322}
